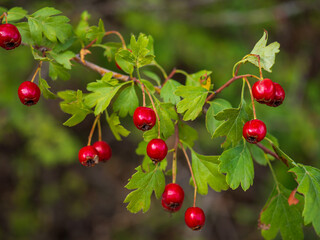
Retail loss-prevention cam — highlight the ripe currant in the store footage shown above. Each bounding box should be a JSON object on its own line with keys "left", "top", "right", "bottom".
{"left": 252, "top": 78, "right": 275, "bottom": 104}
{"left": 146, "top": 138, "right": 168, "bottom": 163}
{"left": 185, "top": 207, "right": 205, "bottom": 231}
{"left": 243, "top": 119, "right": 267, "bottom": 144}
{"left": 18, "top": 81, "right": 41, "bottom": 106}
{"left": 0, "top": 23, "right": 22, "bottom": 50}
{"left": 93, "top": 141, "right": 112, "bottom": 162}
{"left": 161, "top": 183, "right": 185, "bottom": 212}
{"left": 133, "top": 106, "right": 156, "bottom": 131}
{"left": 266, "top": 83, "right": 285, "bottom": 107}
{"left": 78, "top": 146, "right": 99, "bottom": 167}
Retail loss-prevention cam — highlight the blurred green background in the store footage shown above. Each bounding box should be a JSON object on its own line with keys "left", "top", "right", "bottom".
{"left": 0, "top": 0, "right": 319, "bottom": 239}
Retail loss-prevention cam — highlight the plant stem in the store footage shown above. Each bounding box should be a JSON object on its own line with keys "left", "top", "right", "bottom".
{"left": 97, "top": 118, "right": 102, "bottom": 141}
{"left": 30, "top": 61, "right": 43, "bottom": 83}
{"left": 87, "top": 114, "right": 101, "bottom": 146}
{"left": 244, "top": 77, "right": 257, "bottom": 119}
{"left": 172, "top": 123, "right": 179, "bottom": 183}
{"left": 266, "top": 157, "right": 280, "bottom": 193}
{"left": 256, "top": 143, "right": 289, "bottom": 167}
{"left": 153, "top": 61, "right": 168, "bottom": 80}
{"left": 84, "top": 30, "right": 126, "bottom": 49}
{"left": 136, "top": 69, "right": 146, "bottom": 106}
{"left": 179, "top": 142, "right": 197, "bottom": 207}
{"left": 0, "top": 12, "right": 7, "bottom": 23}
{"left": 247, "top": 54, "right": 263, "bottom": 79}
{"left": 206, "top": 74, "right": 260, "bottom": 102}
{"left": 162, "top": 67, "right": 176, "bottom": 87}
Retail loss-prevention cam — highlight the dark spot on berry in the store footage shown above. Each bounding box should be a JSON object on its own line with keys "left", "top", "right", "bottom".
{"left": 247, "top": 136, "right": 257, "bottom": 143}
{"left": 5, "top": 42, "right": 15, "bottom": 47}
{"left": 86, "top": 159, "right": 96, "bottom": 167}
{"left": 167, "top": 202, "right": 180, "bottom": 210}
{"left": 192, "top": 225, "right": 203, "bottom": 231}
{"left": 140, "top": 123, "right": 152, "bottom": 131}
{"left": 25, "top": 100, "right": 35, "bottom": 106}
{"left": 272, "top": 100, "right": 282, "bottom": 107}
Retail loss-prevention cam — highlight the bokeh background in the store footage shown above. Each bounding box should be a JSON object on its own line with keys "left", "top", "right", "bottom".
{"left": 0, "top": 0, "right": 319, "bottom": 239}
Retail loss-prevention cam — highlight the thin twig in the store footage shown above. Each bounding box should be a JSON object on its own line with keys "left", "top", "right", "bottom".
{"left": 244, "top": 77, "right": 256, "bottom": 119}
{"left": 162, "top": 67, "right": 176, "bottom": 87}
{"left": 87, "top": 114, "right": 101, "bottom": 146}
{"left": 172, "top": 123, "right": 179, "bottom": 183}
{"left": 30, "top": 61, "right": 43, "bottom": 83}
{"left": 255, "top": 143, "right": 289, "bottom": 167}
{"left": 97, "top": 118, "right": 102, "bottom": 141}
{"left": 84, "top": 30, "right": 126, "bottom": 49}
{"left": 179, "top": 142, "right": 197, "bottom": 207}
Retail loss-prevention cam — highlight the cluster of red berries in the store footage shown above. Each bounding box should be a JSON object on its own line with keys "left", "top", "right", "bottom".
{"left": 134, "top": 106, "right": 205, "bottom": 230}
{"left": 243, "top": 78, "right": 285, "bottom": 144}
{"left": 0, "top": 23, "right": 42, "bottom": 106}
{"left": 78, "top": 141, "right": 112, "bottom": 167}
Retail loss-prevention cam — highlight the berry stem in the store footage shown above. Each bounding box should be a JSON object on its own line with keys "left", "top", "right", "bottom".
{"left": 87, "top": 114, "right": 101, "bottom": 146}
{"left": 206, "top": 74, "right": 260, "bottom": 102}
{"left": 179, "top": 142, "right": 197, "bottom": 207}
{"left": 30, "top": 61, "right": 43, "bottom": 83}
{"left": 162, "top": 67, "right": 176, "bottom": 87}
{"left": 146, "top": 88, "right": 161, "bottom": 138}
{"left": 172, "top": 123, "right": 179, "bottom": 184}
{"left": 266, "top": 155, "right": 280, "bottom": 193}
{"left": 244, "top": 77, "right": 257, "bottom": 119}
{"left": 152, "top": 62, "right": 168, "bottom": 80}
{"left": 0, "top": 12, "right": 8, "bottom": 24}
{"left": 84, "top": 31, "right": 126, "bottom": 50}
{"left": 97, "top": 118, "right": 102, "bottom": 141}
{"left": 247, "top": 54, "right": 263, "bottom": 79}
{"left": 136, "top": 69, "right": 146, "bottom": 107}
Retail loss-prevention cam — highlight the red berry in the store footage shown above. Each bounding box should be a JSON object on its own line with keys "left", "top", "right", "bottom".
{"left": 18, "top": 81, "right": 41, "bottom": 106}
{"left": 93, "top": 141, "right": 112, "bottom": 162}
{"left": 252, "top": 79, "right": 275, "bottom": 104}
{"left": 0, "top": 23, "right": 21, "bottom": 50}
{"left": 133, "top": 107, "right": 156, "bottom": 131}
{"left": 185, "top": 207, "right": 205, "bottom": 231}
{"left": 266, "top": 83, "right": 285, "bottom": 107}
{"left": 243, "top": 119, "right": 267, "bottom": 144}
{"left": 161, "top": 183, "right": 185, "bottom": 212}
{"left": 147, "top": 139, "right": 168, "bottom": 163}
{"left": 78, "top": 146, "right": 99, "bottom": 167}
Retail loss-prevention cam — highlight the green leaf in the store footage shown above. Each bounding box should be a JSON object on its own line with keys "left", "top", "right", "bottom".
{"left": 143, "top": 124, "right": 158, "bottom": 142}
{"left": 219, "top": 141, "right": 253, "bottom": 191}
{"left": 247, "top": 143, "right": 267, "bottom": 166}
{"left": 85, "top": 76, "right": 129, "bottom": 116}
{"left": 190, "top": 150, "right": 228, "bottom": 194}
{"left": 49, "top": 51, "right": 75, "bottom": 69}
{"left": 32, "top": 7, "right": 61, "bottom": 18}
{"left": 142, "top": 70, "right": 161, "bottom": 86}
{"left": 124, "top": 164, "right": 165, "bottom": 213}
{"left": 260, "top": 184, "right": 303, "bottom": 240}
{"left": 28, "top": 17, "right": 43, "bottom": 44}
{"left": 290, "top": 164, "right": 320, "bottom": 236}
{"left": 113, "top": 84, "right": 139, "bottom": 117}
{"left": 186, "top": 70, "right": 212, "bottom": 87}
{"left": 206, "top": 98, "right": 232, "bottom": 137}
{"left": 160, "top": 80, "right": 182, "bottom": 104}
{"left": 86, "top": 18, "right": 105, "bottom": 44}
{"left": 115, "top": 49, "right": 135, "bottom": 74}
{"left": 30, "top": 47, "right": 51, "bottom": 61}
{"left": 58, "top": 90, "right": 92, "bottom": 127}
{"left": 49, "top": 62, "right": 70, "bottom": 81}
{"left": 106, "top": 112, "right": 130, "bottom": 141}
{"left": 75, "top": 11, "right": 91, "bottom": 41}
{"left": 39, "top": 77, "right": 56, "bottom": 99}
{"left": 178, "top": 122, "right": 198, "bottom": 148}
{"left": 175, "top": 86, "right": 208, "bottom": 121}
{"left": 155, "top": 102, "right": 177, "bottom": 139}
{"left": 247, "top": 31, "right": 280, "bottom": 73}
{"left": 212, "top": 99, "right": 252, "bottom": 148}
{"left": 7, "top": 7, "right": 28, "bottom": 22}
{"left": 129, "top": 34, "right": 155, "bottom": 68}
{"left": 93, "top": 42, "right": 122, "bottom": 62}
{"left": 15, "top": 22, "right": 32, "bottom": 45}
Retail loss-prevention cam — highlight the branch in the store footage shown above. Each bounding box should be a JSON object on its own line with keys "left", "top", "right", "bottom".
{"left": 256, "top": 143, "right": 289, "bottom": 167}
